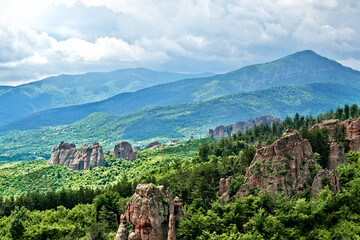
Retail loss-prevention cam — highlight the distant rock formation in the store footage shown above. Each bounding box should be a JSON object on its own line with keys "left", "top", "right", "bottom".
{"left": 134, "top": 147, "right": 141, "bottom": 151}
{"left": 113, "top": 141, "right": 137, "bottom": 160}
{"left": 218, "top": 176, "right": 232, "bottom": 205}
{"left": 115, "top": 183, "right": 183, "bottom": 240}
{"left": 48, "top": 142, "right": 103, "bottom": 170}
{"left": 237, "top": 131, "right": 340, "bottom": 197}
{"left": 312, "top": 117, "right": 360, "bottom": 169}
{"left": 206, "top": 115, "right": 281, "bottom": 141}
{"left": 145, "top": 141, "right": 162, "bottom": 149}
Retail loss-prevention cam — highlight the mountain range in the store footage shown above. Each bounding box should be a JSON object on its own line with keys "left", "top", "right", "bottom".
{"left": 4, "top": 50, "right": 360, "bottom": 131}
{"left": 1, "top": 50, "right": 360, "bottom": 163}
{"left": 0, "top": 68, "right": 213, "bottom": 126}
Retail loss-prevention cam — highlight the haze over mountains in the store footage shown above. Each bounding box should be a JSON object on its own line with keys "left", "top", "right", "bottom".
{"left": 4, "top": 50, "right": 360, "bottom": 131}
{"left": 1, "top": 50, "right": 360, "bottom": 162}
{"left": 0, "top": 68, "right": 213, "bottom": 126}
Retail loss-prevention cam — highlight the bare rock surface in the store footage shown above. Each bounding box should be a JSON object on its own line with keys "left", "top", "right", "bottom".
{"left": 145, "top": 141, "right": 162, "bottom": 149}
{"left": 237, "top": 132, "right": 339, "bottom": 197}
{"left": 114, "top": 141, "right": 137, "bottom": 160}
{"left": 115, "top": 183, "right": 183, "bottom": 240}
{"left": 218, "top": 176, "right": 232, "bottom": 205}
{"left": 47, "top": 142, "right": 103, "bottom": 170}
{"left": 206, "top": 115, "right": 281, "bottom": 141}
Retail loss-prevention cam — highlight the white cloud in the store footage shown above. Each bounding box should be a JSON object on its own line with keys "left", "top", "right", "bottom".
{"left": 0, "top": 0, "right": 360, "bottom": 84}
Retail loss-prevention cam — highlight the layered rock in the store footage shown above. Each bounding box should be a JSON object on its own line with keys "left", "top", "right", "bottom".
{"left": 145, "top": 141, "right": 162, "bottom": 149}
{"left": 237, "top": 131, "right": 339, "bottom": 197}
{"left": 115, "top": 183, "right": 183, "bottom": 240}
{"left": 312, "top": 117, "right": 360, "bottom": 169}
{"left": 48, "top": 142, "right": 103, "bottom": 170}
{"left": 218, "top": 176, "right": 232, "bottom": 205}
{"left": 114, "top": 141, "right": 137, "bottom": 160}
{"left": 206, "top": 115, "right": 281, "bottom": 141}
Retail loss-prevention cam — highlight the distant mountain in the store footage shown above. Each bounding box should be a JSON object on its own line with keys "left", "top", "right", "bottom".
{"left": 1, "top": 82, "right": 359, "bottom": 162}
{"left": 6, "top": 50, "right": 360, "bottom": 131}
{"left": 0, "top": 68, "right": 213, "bottom": 126}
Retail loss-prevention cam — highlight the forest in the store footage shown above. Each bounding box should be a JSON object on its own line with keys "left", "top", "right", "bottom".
{"left": 0, "top": 104, "right": 359, "bottom": 239}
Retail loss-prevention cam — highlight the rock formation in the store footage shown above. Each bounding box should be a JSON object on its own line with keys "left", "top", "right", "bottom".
{"left": 48, "top": 142, "right": 103, "bottom": 170}
{"left": 310, "top": 169, "right": 340, "bottom": 197}
{"left": 115, "top": 183, "right": 183, "bottom": 240}
{"left": 237, "top": 131, "right": 340, "bottom": 197}
{"left": 145, "top": 141, "right": 162, "bottom": 149}
{"left": 206, "top": 115, "right": 281, "bottom": 141}
{"left": 114, "top": 141, "right": 137, "bottom": 160}
{"left": 312, "top": 117, "right": 360, "bottom": 169}
{"left": 218, "top": 176, "right": 232, "bottom": 205}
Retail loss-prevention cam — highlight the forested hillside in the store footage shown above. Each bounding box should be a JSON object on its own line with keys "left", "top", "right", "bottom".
{"left": 1, "top": 105, "right": 360, "bottom": 239}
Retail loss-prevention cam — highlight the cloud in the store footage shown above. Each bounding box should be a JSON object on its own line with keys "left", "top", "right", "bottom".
{"left": 0, "top": 0, "right": 360, "bottom": 85}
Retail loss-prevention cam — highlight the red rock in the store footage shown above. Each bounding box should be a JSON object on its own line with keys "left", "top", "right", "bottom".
{"left": 145, "top": 141, "right": 162, "bottom": 149}
{"left": 115, "top": 183, "right": 183, "bottom": 240}
{"left": 47, "top": 142, "right": 103, "bottom": 170}
{"left": 218, "top": 176, "right": 232, "bottom": 205}
{"left": 310, "top": 169, "right": 340, "bottom": 197}
{"left": 114, "top": 141, "right": 137, "bottom": 160}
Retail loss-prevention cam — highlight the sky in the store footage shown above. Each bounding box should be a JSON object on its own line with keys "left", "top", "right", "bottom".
{"left": 0, "top": 0, "right": 360, "bottom": 86}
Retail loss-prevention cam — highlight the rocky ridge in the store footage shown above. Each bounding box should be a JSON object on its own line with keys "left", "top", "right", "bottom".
{"left": 206, "top": 115, "right": 281, "bottom": 141}
{"left": 47, "top": 142, "right": 103, "bottom": 170}
{"left": 115, "top": 183, "right": 183, "bottom": 240}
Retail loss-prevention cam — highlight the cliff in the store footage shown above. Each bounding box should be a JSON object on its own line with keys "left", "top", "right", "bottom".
{"left": 115, "top": 183, "right": 183, "bottom": 240}
{"left": 47, "top": 142, "right": 103, "bottom": 170}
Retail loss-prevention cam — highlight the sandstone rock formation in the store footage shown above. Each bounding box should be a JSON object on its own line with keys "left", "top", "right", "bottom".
{"left": 145, "top": 141, "right": 162, "bottom": 149}
{"left": 312, "top": 117, "right": 360, "bottom": 169}
{"left": 114, "top": 141, "right": 137, "bottom": 160}
{"left": 218, "top": 176, "right": 232, "bottom": 205}
{"left": 206, "top": 115, "right": 281, "bottom": 141}
{"left": 310, "top": 169, "right": 340, "bottom": 197}
{"left": 48, "top": 142, "right": 103, "bottom": 170}
{"left": 115, "top": 183, "right": 183, "bottom": 240}
{"left": 237, "top": 131, "right": 340, "bottom": 197}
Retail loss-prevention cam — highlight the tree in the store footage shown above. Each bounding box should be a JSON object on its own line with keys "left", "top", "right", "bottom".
{"left": 350, "top": 104, "right": 358, "bottom": 118}
{"left": 335, "top": 107, "right": 343, "bottom": 120}
{"left": 9, "top": 214, "right": 24, "bottom": 239}
{"left": 344, "top": 104, "right": 350, "bottom": 119}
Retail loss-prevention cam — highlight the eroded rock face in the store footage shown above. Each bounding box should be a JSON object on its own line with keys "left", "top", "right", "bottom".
{"left": 312, "top": 117, "right": 360, "bottom": 169}
{"left": 47, "top": 142, "right": 103, "bottom": 170}
{"left": 114, "top": 141, "right": 136, "bottom": 160}
{"left": 145, "top": 141, "right": 162, "bottom": 149}
{"left": 206, "top": 115, "right": 281, "bottom": 141}
{"left": 115, "top": 183, "right": 183, "bottom": 240}
{"left": 218, "top": 176, "right": 232, "bottom": 205}
{"left": 237, "top": 132, "right": 339, "bottom": 197}
{"left": 310, "top": 169, "right": 340, "bottom": 197}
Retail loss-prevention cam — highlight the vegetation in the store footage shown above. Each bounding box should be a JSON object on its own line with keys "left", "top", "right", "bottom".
{"left": 0, "top": 105, "right": 360, "bottom": 239}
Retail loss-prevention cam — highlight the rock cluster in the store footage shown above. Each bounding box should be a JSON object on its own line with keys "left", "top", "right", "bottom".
{"left": 145, "top": 141, "right": 162, "bottom": 149}
{"left": 47, "top": 142, "right": 103, "bottom": 170}
{"left": 206, "top": 115, "right": 281, "bottom": 141}
{"left": 236, "top": 131, "right": 339, "bottom": 198}
{"left": 312, "top": 117, "right": 360, "bottom": 169}
{"left": 115, "top": 183, "right": 183, "bottom": 240}
{"left": 218, "top": 176, "right": 232, "bottom": 205}
{"left": 113, "top": 141, "right": 137, "bottom": 160}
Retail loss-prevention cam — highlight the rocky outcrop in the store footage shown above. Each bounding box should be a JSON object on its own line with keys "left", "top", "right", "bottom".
{"left": 114, "top": 141, "right": 137, "bottom": 160}
{"left": 115, "top": 183, "right": 183, "bottom": 240}
{"left": 145, "top": 141, "right": 162, "bottom": 149}
{"left": 310, "top": 169, "right": 340, "bottom": 197}
{"left": 218, "top": 176, "right": 232, "bottom": 205}
{"left": 237, "top": 131, "right": 339, "bottom": 197}
{"left": 48, "top": 142, "right": 103, "bottom": 170}
{"left": 312, "top": 117, "right": 360, "bottom": 169}
{"left": 206, "top": 115, "right": 281, "bottom": 141}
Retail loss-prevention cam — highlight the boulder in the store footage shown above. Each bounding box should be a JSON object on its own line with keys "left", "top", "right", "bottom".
{"left": 114, "top": 141, "right": 137, "bottom": 160}
{"left": 115, "top": 183, "right": 183, "bottom": 240}
{"left": 237, "top": 132, "right": 339, "bottom": 197}
{"left": 48, "top": 142, "right": 103, "bottom": 170}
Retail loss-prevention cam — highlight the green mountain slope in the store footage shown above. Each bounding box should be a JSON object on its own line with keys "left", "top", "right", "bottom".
{"left": 6, "top": 50, "right": 360, "bottom": 131}
{"left": 0, "top": 68, "right": 213, "bottom": 126}
{"left": 1, "top": 82, "right": 359, "bottom": 163}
